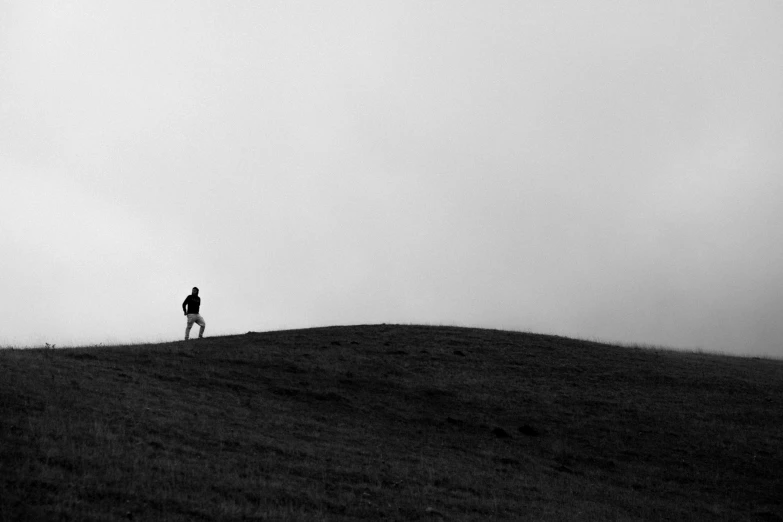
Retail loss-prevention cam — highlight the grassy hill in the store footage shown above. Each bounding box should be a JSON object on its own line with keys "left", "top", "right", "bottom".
{"left": 1, "top": 324, "right": 781, "bottom": 521}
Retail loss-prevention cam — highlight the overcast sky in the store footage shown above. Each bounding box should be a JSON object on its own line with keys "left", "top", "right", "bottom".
{"left": 2, "top": 1, "right": 782, "bottom": 356}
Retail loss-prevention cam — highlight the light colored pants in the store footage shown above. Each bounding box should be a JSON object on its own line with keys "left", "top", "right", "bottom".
{"left": 185, "top": 314, "right": 206, "bottom": 339}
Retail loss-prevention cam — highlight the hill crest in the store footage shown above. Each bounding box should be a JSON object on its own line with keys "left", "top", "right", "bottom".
{"left": 2, "top": 324, "right": 781, "bottom": 521}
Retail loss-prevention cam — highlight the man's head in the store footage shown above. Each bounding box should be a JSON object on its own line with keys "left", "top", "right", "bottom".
{"left": 192, "top": 287, "right": 199, "bottom": 296}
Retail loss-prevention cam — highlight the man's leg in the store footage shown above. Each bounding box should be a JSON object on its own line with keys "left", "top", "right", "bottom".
{"left": 196, "top": 315, "right": 206, "bottom": 338}
{"left": 185, "top": 314, "right": 195, "bottom": 340}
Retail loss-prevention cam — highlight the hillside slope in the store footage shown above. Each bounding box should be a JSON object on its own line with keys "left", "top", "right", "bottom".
{"left": 1, "top": 324, "right": 782, "bottom": 521}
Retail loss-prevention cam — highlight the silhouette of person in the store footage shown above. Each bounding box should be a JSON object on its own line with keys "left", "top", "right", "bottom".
{"left": 182, "top": 287, "right": 206, "bottom": 340}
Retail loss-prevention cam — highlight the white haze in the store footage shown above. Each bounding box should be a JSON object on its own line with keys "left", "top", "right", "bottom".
{"left": 2, "top": 1, "right": 782, "bottom": 357}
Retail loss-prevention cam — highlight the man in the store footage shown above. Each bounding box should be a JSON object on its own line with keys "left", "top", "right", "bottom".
{"left": 182, "top": 287, "right": 206, "bottom": 340}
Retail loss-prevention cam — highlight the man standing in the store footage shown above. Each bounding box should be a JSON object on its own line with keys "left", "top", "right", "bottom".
{"left": 182, "top": 287, "right": 206, "bottom": 340}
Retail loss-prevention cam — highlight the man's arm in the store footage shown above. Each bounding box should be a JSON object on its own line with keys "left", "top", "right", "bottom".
{"left": 182, "top": 296, "right": 189, "bottom": 315}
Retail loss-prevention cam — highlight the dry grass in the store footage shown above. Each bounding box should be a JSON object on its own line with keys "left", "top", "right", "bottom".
{"left": 1, "top": 324, "right": 781, "bottom": 521}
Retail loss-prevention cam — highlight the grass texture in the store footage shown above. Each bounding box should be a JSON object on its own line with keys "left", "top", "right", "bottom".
{"left": 1, "top": 324, "right": 781, "bottom": 521}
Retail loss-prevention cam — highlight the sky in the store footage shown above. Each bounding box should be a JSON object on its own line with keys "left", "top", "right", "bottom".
{"left": 2, "top": 1, "right": 782, "bottom": 357}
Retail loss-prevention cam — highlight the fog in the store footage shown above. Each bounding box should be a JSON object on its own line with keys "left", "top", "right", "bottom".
{"left": 2, "top": 1, "right": 782, "bottom": 356}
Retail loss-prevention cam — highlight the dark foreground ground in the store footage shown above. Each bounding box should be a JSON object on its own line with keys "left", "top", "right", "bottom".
{"left": 1, "top": 324, "right": 781, "bottom": 521}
